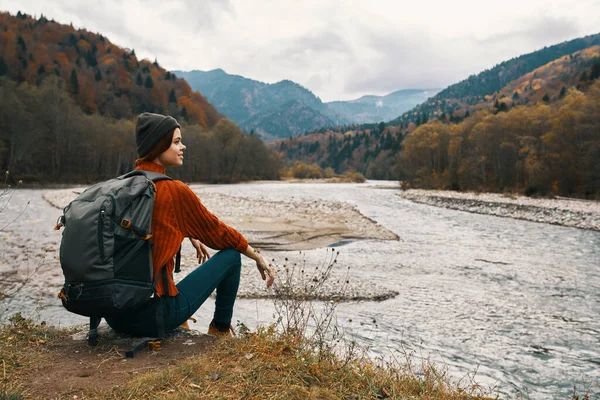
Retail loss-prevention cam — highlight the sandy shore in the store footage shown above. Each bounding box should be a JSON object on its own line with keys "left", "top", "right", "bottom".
{"left": 0, "top": 185, "right": 399, "bottom": 303}
{"left": 44, "top": 186, "right": 398, "bottom": 251}
{"left": 398, "top": 189, "right": 600, "bottom": 231}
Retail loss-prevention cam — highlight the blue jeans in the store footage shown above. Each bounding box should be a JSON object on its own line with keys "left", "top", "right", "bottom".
{"left": 106, "top": 249, "right": 241, "bottom": 337}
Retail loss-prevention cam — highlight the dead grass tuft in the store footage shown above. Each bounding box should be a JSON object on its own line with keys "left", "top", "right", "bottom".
{"left": 115, "top": 326, "right": 492, "bottom": 400}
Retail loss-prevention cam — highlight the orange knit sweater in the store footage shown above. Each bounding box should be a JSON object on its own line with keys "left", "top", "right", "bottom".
{"left": 135, "top": 161, "right": 248, "bottom": 296}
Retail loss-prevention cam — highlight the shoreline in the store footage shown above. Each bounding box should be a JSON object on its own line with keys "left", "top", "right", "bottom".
{"left": 398, "top": 189, "right": 600, "bottom": 231}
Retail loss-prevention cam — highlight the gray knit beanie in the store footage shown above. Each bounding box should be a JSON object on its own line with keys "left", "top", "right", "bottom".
{"left": 135, "top": 112, "right": 181, "bottom": 158}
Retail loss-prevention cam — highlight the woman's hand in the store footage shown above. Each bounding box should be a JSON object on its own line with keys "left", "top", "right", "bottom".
{"left": 243, "top": 245, "right": 275, "bottom": 288}
{"left": 255, "top": 252, "right": 276, "bottom": 288}
{"left": 189, "top": 238, "right": 211, "bottom": 264}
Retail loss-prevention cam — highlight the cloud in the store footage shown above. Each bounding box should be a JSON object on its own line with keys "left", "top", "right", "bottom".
{"left": 476, "top": 16, "right": 582, "bottom": 48}
{"left": 343, "top": 14, "right": 593, "bottom": 99}
{"left": 2, "top": 0, "right": 600, "bottom": 101}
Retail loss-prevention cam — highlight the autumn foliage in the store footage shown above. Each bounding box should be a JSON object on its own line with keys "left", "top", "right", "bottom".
{"left": 0, "top": 11, "right": 220, "bottom": 126}
{"left": 0, "top": 76, "right": 281, "bottom": 183}
{"left": 399, "top": 81, "right": 600, "bottom": 198}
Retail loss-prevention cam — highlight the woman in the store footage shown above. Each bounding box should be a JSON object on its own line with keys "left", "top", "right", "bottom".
{"left": 105, "top": 112, "right": 275, "bottom": 337}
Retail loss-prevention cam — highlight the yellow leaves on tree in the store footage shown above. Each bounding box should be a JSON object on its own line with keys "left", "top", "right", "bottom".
{"left": 399, "top": 81, "right": 600, "bottom": 197}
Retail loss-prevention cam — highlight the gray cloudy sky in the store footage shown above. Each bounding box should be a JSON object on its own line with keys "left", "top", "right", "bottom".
{"left": 2, "top": 0, "right": 599, "bottom": 101}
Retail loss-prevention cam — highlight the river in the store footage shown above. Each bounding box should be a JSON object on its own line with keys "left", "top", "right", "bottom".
{"left": 0, "top": 181, "right": 598, "bottom": 399}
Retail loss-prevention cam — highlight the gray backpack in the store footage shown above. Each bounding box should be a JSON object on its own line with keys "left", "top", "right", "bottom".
{"left": 57, "top": 170, "right": 178, "bottom": 346}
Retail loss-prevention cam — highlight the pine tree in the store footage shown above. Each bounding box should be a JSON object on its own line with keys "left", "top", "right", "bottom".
{"left": 181, "top": 106, "right": 189, "bottom": 121}
{"left": 17, "top": 35, "right": 27, "bottom": 52}
{"left": 144, "top": 76, "right": 154, "bottom": 89}
{"left": 0, "top": 56, "right": 8, "bottom": 76}
{"left": 590, "top": 60, "right": 600, "bottom": 81}
{"left": 169, "top": 89, "right": 177, "bottom": 103}
{"left": 558, "top": 86, "right": 566, "bottom": 98}
{"left": 136, "top": 72, "right": 143, "bottom": 86}
{"left": 86, "top": 49, "right": 97, "bottom": 67}
{"left": 70, "top": 69, "right": 79, "bottom": 95}
{"left": 542, "top": 93, "right": 550, "bottom": 102}
{"left": 95, "top": 69, "right": 102, "bottom": 82}
{"left": 165, "top": 71, "right": 171, "bottom": 80}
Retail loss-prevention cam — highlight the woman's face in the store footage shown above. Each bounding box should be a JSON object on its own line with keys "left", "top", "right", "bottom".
{"left": 156, "top": 128, "right": 186, "bottom": 167}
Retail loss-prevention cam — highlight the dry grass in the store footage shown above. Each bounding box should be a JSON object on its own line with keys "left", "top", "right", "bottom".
{"left": 0, "top": 314, "right": 494, "bottom": 400}
{"left": 114, "top": 326, "right": 491, "bottom": 400}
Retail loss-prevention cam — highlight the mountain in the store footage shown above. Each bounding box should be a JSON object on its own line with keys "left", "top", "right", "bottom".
{"left": 244, "top": 101, "right": 335, "bottom": 140}
{"left": 326, "top": 89, "right": 440, "bottom": 123}
{"left": 0, "top": 11, "right": 220, "bottom": 126}
{"left": 173, "top": 69, "right": 335, "bottom": 138}
{"left": 173, "top": 69, "right": 435, "bottom": 139}
{"left": 389, "top": 32, "right": 600, "bottom": 126}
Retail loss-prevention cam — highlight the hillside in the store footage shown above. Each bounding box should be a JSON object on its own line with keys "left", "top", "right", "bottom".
{"left": 244, "top": 100, "right": 335, "bottom": 140}
{"left": 0, "top": 11, "right": 220, "bottom": 126}
{"left": 174, "top": 69, "right": 435, "bottom": 139}
{"left": 495, "top": 45, "right": 600, "bottom": 106}
{"left": 414, "top": 45, "right": 600, "bottom": 121}
{"left": 0, "top": 11, "right": 281, "bottom": 184}
{"left": 389, "top": 32, "right": 600, "bottom": 126}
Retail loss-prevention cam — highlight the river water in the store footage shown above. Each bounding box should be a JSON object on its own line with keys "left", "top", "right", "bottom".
{"left": 1, "top": 181, "right": 598, "bottom": 399}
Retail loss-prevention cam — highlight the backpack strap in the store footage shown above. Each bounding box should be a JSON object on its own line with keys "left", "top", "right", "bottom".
{"left": 119, "top": 169, "right": 172, "bottom": 182}
{"left": 87, "top": 316, "right": 102, "bottom": 346}
{"left": 155, "top": 268, "right": 172, "bottom": 339}
{"left": 174, "top": 246, "right": 182, "bottom": 273}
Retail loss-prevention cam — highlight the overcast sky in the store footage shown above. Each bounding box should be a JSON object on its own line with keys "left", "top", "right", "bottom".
{"left": 2, "top": 0, "right": 599, "bottom": 102}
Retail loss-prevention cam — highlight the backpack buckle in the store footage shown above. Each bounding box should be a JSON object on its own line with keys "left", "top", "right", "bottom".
{"left": 148, "top": 341, "right": 161, "bottom": 351}
{"left": 120, "top": 219, "right": 132, "bottom": 228}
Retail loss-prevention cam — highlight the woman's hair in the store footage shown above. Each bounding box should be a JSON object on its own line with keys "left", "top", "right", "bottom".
{"left": 136, "top": 127, "right": 176, "bottom": 163}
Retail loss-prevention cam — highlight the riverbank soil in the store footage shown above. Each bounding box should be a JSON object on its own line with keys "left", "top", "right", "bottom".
{"left": 1, "top": 318, "right": 215, "bottom": 399}
{"left": 1, "top": 317, "right": 493, "bottom": 400}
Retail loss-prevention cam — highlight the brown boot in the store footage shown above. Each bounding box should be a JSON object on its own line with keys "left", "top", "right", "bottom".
{"left": 207, "top": 321, "right": 235, "bottom": 337}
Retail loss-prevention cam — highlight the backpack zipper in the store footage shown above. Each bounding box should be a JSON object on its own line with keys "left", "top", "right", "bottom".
{"left": 98, "top": 209, "right": 106, "bottom": 261}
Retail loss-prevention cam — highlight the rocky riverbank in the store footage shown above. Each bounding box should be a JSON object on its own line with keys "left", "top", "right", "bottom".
{"left": 398, "top": 189, "right": 600, "bottom": 231}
